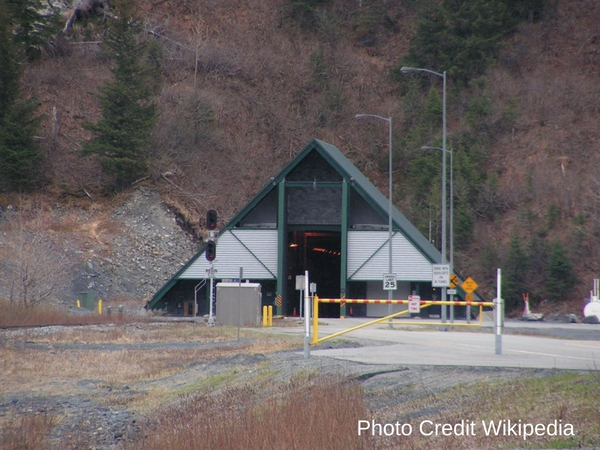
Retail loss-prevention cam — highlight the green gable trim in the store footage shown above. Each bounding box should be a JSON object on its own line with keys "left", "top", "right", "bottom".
{"left": 147, "top": 278, "right": 178, "bottom": 310}
{"left": 276, "top": 180, "right": 286, "bottom": 316}
{"left": 285, "top": 181, "right": 343, "bottom": 188}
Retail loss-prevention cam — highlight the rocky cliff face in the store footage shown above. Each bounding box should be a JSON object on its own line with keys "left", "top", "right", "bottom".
{"left": 76, "top": 187, "right": 200, "bottom": 303}
{"left": 0, "top": 187, "right": 200, "bottom": 308}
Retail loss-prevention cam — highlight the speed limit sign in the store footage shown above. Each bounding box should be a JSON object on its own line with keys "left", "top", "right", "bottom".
{"left": 383, "top": 273, "right": 397, "bottom": 290}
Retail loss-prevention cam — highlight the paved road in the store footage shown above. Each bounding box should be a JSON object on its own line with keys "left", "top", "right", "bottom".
{"left": 275, "top": 318, "right": 600, "bottom": 371}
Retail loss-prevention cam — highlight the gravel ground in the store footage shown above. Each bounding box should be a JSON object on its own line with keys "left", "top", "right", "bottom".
{"left": 1, "top": 322, "right": 591, "bottom": 449}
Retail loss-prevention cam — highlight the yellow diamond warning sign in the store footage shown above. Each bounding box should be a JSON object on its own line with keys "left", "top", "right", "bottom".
{"left": 461, "top": 277, "right": 479, "bottom": 293}
{"left": 450, "top": 274, "right": 459, "bottom": 288}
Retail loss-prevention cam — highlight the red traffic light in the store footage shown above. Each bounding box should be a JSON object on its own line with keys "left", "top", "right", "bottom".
{"left": 205, "top": 240, "right": 216, "bottom": 261}
{"left": 207, "top": 209, "right": 217, "bottom": 230}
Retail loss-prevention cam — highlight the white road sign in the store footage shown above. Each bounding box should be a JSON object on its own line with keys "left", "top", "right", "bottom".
{"left": 432, "top": 264, "right": 450, "bottom": 287}
{"left": 408, "top": 295, "right": 421, "bottom": 313}
{"left": 383, "top": 273, "right": 397, "bottom": 290}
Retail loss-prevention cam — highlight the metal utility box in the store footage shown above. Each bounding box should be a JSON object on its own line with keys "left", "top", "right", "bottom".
{"left": 216, "top": 282, "right": 262, "bottom": 326}
{"left": 79, "top": 290, "right": 96, "bottom": 311}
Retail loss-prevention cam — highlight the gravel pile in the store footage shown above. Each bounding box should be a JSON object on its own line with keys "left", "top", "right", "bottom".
{"left": 75, "top": 187, "right": 200, "bottom": 302}
{"left": 0, "top": 187, "right": 200, "bottom": 307}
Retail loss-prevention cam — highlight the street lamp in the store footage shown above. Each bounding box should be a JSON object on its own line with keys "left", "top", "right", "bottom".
{"left": 422, "top": 146, "right": 454, "bottom": 318}
{"left": 355, "top": 114, "right": 394, "bottom": 322}
{"left": 401, "top": 66, "right": 448, "bottom": 322}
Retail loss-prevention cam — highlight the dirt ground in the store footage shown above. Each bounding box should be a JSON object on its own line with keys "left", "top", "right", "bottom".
{"left": 0, "top": 320, "right": 595, "bottom": 449}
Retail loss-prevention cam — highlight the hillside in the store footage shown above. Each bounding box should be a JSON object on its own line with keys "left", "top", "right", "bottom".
{"left": 3, "top": 0, "right": 600, "bottom": 311}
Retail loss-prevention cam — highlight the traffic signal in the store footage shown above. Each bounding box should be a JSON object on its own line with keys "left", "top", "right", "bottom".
{"left": 207, "top": 210, "right": 217, "bottom": 230}
{"left": 205, "top": 240, "right": 216, "bottom": 261}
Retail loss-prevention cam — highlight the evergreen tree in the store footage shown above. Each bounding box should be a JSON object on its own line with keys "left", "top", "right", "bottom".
{"left": 0, "top": 6, "right": 20, "bottom": 111}
{"left": 285, "top": 0, "right": 331, "bottom": 28}
{"left": 6, "top": 0, "right": 61, "bottom": 61}
{"left": 82, "top": 0, "right": 160, "bottom": 191}
{"left": 0, "top": 3, "right": 44, "bottom": 191}
{"left": 544, "top": 241, "right": 577, "bottom": 303}
{"left": 397, "top": 0, "right": 543, "bottom": 84}
{"left": 0, "top": 99, "right": 44, "bottom": 191}
{"left": 503, "top": 233, "right": 529, "bottom": 310}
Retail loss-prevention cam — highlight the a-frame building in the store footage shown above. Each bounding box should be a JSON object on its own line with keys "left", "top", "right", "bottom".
{"left": 148, "top": 139, "right": 472, "bottom": 318}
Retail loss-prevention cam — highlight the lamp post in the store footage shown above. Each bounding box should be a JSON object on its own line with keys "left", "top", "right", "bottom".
{"left": 355, "top": 114, "right": 394, "bottom": 322}
{"left": 401, "top": 66, "right": 448, "bottom": 322}
{"left": 422, "top": 146, "right": 454, "bottom": 319}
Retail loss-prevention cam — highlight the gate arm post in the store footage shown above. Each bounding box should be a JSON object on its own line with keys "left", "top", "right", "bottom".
{"left": 312, "top": 295, "right": 319, "bottom": 344}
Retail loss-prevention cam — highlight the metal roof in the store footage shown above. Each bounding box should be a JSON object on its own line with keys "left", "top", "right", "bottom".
{"left": 309, "top": 139, "right": 443, "bottom": 264}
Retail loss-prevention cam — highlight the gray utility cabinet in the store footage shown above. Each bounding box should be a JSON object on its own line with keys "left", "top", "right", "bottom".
{"left": 215, "top": 282, "right": 262, "bottom": 326}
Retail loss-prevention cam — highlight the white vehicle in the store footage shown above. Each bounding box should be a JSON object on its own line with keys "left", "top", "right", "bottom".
{"left": 584, "top": 279, "right": 600, "bottom": 322}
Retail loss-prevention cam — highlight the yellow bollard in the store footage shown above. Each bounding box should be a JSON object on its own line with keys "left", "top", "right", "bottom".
{"left": 312, "top": 295, "right": 319, "bottom": 344}
{"left": 262, "top": 305, "right": 267, "bottom": 327}
{"left": 77, "top": 299, "right": 81, "bottom": 308}
{"left": 98, "top": 299, "right": 102, "bottom": 315}
{"left": 267, "top": 305, "right": 273, "bottom": 327}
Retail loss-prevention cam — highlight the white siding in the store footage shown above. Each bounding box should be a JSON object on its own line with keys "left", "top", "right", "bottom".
{"left": 347, "top": 231, "right": 433, "bottom": 281}
{"left": 179, "top": 229, "right": 278, "bottom": 280}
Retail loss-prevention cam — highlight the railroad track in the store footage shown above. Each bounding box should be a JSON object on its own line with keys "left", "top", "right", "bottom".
{"left": 0, "top": 321, "right": 117, "bottom": 330}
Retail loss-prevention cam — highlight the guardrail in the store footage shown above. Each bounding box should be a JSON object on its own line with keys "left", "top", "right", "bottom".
{"left": 312, "top": 297, "right": 495, "bottom": 345}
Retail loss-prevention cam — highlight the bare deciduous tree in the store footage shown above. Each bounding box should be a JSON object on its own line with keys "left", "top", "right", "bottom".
{"left": 0, "top": 206, "right": 70, "bottom": 309}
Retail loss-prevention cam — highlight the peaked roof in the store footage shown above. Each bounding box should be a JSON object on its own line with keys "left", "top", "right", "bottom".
{"left": 311, "top": 139, "right": 442, "bottom": 262}
{"left": 148, "top": 139, "right": 476, "bottom": 309}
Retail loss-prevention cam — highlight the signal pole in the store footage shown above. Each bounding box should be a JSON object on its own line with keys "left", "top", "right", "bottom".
{"left": 206, "top": 210, "right": 217, "bottom": 326}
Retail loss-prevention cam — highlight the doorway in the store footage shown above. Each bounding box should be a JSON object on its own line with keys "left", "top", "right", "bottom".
{"left": 287, "top": 231, "right": 341, "bottom": 318}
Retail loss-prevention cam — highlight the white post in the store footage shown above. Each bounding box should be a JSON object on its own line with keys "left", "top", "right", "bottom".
{"left": 355, "top": 113, "right": 394, "bottom": 326}
{"left": 441, "top": 70, "right": 447, "bottom": 324}
{"left": 208, "top": 268, "right": 215, "bottom": 326}
{"left": 495, "top": 268, "right": 502, "bottom": 355}
{"left": 399, "top": 67, "right": 448, "bottom": 323}
{"left": 304, "top": 270, "right": 310, "bottom": 359}
{"left": 237, "top": 267, "right": 243, "bottom": 342}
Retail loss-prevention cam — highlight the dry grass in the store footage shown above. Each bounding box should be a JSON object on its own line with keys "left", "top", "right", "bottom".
{"left": 121, "top": 374, "right": 371, "bottom": 450}
{"left": 7, "top": 320, "right": 300, "bottom": 345}
{"left": 0, "top": 300, "right": 121, "bottom": 327}
{"left": 1, "top": 346, "right": 198, "bottom": 389}
{"left": 0, "top": 321, "right": 304, "bottom": 448}
{"left": 0, "top": 324, "right": 298, "bottom": 392}
{"left": 0, "top": 412, "right": 59, "bottom": 450}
